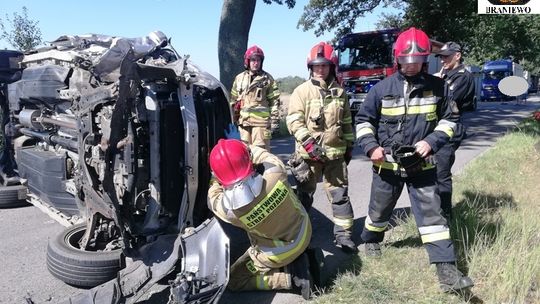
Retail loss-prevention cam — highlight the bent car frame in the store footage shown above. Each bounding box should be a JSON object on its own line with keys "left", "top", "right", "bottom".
{"left": 1, "top": 31, "right": 230, "bottom": 303}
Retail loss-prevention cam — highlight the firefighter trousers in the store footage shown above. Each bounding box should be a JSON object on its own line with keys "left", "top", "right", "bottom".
{"left": 296, "top": 158, "right": 354, "bottom": 238}
{"left": 360, "top": 168, "right": 456, "bottom": 263}
{"left": 239, "top": 125, "right": 271, "bottom": 150}
{"left": 435, "top": 143, "right": 457, "bottom": 215}
{"left": 227, "top": 247, "right": 293, "bottom": 291}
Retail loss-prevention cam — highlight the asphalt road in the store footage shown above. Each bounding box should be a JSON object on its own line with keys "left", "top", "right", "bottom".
{"left": 1, "top": 96, "right": 538, "bottom": 304}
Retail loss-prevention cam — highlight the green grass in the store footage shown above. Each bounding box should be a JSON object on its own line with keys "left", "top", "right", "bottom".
{"left": 313, "top": 112, "right": 540, "bottom": 303}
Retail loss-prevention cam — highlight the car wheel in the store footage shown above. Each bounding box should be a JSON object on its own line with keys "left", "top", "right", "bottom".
{"left": 46, "top": 223, "right": 123, "bottom": 287}
{"left": 0, "top": 184, "right": 28, "bottom": 208}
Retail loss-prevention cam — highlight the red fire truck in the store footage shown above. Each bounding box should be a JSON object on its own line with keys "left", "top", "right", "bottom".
{"left": 336, "top": 28, "right": 399, "bottom": 118}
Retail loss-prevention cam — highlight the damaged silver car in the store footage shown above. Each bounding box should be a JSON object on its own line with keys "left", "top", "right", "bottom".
{"left": 2, "top": 31, "right": 231, "bottom": 303}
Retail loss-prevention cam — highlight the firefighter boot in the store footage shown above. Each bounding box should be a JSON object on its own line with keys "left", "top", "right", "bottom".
{"left": 436, "top": 263, "right": 474, "bottom": 293}
{"left": 306, "top": 247, "right": 324, "bottom": 288}
{"left": 334, "top": 235, "right": 358, "bottom": 254}
{"left": 1, "top": 170, "right": 20, "bottom": 186}
{"left": 289, "top": 253, "right": 313, "bottom": 300}
{"left": 363, "top": 242, "right": 382, "bottom": 257}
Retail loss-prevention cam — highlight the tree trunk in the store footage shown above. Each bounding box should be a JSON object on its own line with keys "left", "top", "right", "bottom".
{"left": 218, "top": 0, "right": 256, "bottom": 92}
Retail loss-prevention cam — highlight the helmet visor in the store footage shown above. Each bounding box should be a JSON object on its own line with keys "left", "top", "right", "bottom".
{"left": 309, "top": 57, "right": 334, "bottom": 67}
{"left": 222, "top": 173, "right": 264, "bottom": 210}
{"left": 397, "top": 55, "right": 428, "bottom": 64}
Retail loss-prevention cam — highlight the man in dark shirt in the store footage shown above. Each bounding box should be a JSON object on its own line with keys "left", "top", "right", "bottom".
{"left": 435, "top": 41, "right": 476, "bottom": 218}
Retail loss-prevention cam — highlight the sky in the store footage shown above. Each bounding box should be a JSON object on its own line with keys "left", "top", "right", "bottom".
{"left": 0, "top": 0, "right": 400, "bottom": 79}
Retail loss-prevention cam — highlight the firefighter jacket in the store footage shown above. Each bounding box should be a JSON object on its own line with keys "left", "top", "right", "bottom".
{"left": 231, "top": 70, "right": 281, "bottom": 127}
{"left": 355, "top": 72, "right": 456, "bottom": 170}
{"left": 440, "top": 64, "right": 474, "bottom": 145}
{"left": 286, "top": 77, "right": 355, "bottom": 160}
{"left": 441, "top": 64, "right": 475, "bottom": 114}
{"left": 208, "top": 146, "right": 312, "bottom": 266}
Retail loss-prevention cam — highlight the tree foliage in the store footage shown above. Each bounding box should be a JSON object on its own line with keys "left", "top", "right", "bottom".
{"left": 218, "top": 0, "right": 295, "bottom": 91}
{"left": 276, "top": 76, "right": 306, "bottom": 94}
{"left": 296, "top": 0, "right": 540, "bottom": 74}
{"left": 375, "top": 11, "right": 405, "bottom": 30}
{"left": 298, "top": 0, "right": 400, "bottom": 39}
{"left": 399, "top": 0, "right": 540, "bottom": 73}
{"left": 0, "top": 6, "right": 42, "bottom": 51}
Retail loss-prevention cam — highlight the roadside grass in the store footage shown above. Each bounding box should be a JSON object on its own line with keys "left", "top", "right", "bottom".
{"left": 313, "top": 113, "right": 540, "bottom": 303}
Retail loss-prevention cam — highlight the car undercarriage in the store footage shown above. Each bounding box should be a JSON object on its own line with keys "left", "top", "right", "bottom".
{"left": 1, "top": 31, "right": 231, "bottom": 303}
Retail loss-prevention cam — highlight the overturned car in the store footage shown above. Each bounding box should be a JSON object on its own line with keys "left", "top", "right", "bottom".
{"left": 1, "top": 32, "right": 231, "bottom": 303}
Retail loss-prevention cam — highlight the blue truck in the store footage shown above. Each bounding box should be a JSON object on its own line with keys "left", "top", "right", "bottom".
{"left": 481, "top": 59, "right": 526, "bottom": 101}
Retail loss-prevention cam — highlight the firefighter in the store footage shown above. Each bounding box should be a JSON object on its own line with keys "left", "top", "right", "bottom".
{"left": 434, "top": 41, "right": 475, "bottom": 219}
{"left": 355, "top": 28, "right": 474, "bottom": 292}
{"left": 230, "top": 45, "right": 281, "bottom": 150}
{"left": 286, "top": 42, "right": 357, "bottom": 253}
{"left": 207, "top": 139, "right": 314, "bottom": 299}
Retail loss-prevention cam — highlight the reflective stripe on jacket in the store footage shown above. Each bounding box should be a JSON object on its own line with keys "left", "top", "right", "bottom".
{"left": 208, "top": 146, "right": 311, "bottom": 265}
{"left": 231, "top": 70, "right": 280, "bottom": 127}
{"left": 355, "top": 72, "right": 455, "bottom": 158}
{"left": 286, "top": 77, "right": 354, "bottom": 160}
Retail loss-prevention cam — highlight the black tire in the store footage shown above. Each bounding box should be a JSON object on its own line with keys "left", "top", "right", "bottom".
{"left": 46, "top": 223, "right": 123, "bottom": 287}
{"left": 0, "top": 184, "right": 28, "bottom": 208}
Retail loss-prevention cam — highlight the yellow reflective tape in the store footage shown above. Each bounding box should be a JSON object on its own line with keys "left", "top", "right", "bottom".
{"left": 266, "top": 216, "right": 311, "bottom": 264}
{"left": 435, "top": 125, "right": 454, "bottom": 137}
{"left": 374, "top": 162, "right": 399, "bottom": 170}
{"left": 357, "top": 128, "right": 374, "bottom": 137}
{"left": 246, "top": 260, "right": 258, "bottom": 274}
{"left": 286, "top": 113, "right": 304, "bottom": 123}
{"left": 381, "top": 104, "right": 438, "bottom": 116}
{"left": 365, "top": 222, "right": 387, "bottom": 232}
{"left": 426, "top": 112, "right": 437, "bottom": 121}
{"left": 239, "top": 180, "right": 288, "bottom": 229}
{"left": 421, "top": 231, "right": 451, "bottom": 243}
{"left": 324, "top": 146, "right": 347, "bottom": 158}
{"left": 381, "top": 106, "right": 405, "bottom": 116}
{"left": 407, "top": 104, "right": 437, "bottom": 114}
{"left": 241, "top": 110, "right": 270, "bottom": 118}
{"left": 334, "top": 217, "right": 353, "bottom": 229}
{"left": 374, "top": 162, "right": 435, "bottom": 172}
{"left": 306, "top": 99, "right": 323, "bottom": 107}
{"left": 256, "top": 275, "right": 271, "bottom": 290}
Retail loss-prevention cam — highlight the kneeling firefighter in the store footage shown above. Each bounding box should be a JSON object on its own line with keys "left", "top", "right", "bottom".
{"left": 208, "top": 139, "right": 320, "bottom": 300}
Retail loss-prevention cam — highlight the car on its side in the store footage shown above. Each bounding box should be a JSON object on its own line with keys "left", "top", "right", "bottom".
{"left": 3, "top": 31, "right": 231, "bottom": 304}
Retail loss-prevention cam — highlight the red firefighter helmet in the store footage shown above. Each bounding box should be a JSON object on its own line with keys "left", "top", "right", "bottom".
{"left": 306, "top": 42, "right": 338, "bottom": 69}
{"left": 209, "top": 139, "right": 253, "bottom": 187}
{"left": 393, "top": 27, "right": 431, "bottom": 64}
{"left": 244, "top": 45, "right": 265, "bottom": 69}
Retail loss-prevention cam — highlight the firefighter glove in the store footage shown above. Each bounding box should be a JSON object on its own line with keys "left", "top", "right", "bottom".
{"left": 224, "top": 123, "right": 240, "bottom": 140}
{"left": 288, "top": 152, "right": 313, "bottom": 184}
{"left": 233, "top": 100, "right": 242, "bottom": 123}
{"left": 302, "top": 137, "right": 325, "bottom": 162}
